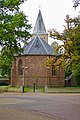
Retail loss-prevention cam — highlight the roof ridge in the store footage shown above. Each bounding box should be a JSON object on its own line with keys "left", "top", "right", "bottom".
{"left": 38, "top": 36, "right": 49, "bottom": 54}
{"left": 26, "top": 36, "right": 37, "bottom": 54}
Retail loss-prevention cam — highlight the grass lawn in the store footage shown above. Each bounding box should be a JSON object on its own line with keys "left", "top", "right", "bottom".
{"left": 0, "top": 86, "right": 80, "bottom": 93}
{"left": 48, "top": 87, "right": 80, "bottom": 93}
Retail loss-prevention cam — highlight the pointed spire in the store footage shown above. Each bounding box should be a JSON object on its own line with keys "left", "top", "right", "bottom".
{"left": 33, "top": 9, "right": 47, "bottom": 34}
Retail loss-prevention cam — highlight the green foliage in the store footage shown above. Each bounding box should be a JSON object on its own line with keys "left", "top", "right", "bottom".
{"left": 49, "top": 15, "right": 80, "bottom": 85}
{"left": 72, "top": 62, "right": 80, "bottom": 85}
{"left": 45, "top": 57, "right": 56, "bottom": 67}
{"left": 0, "top": 0, "right": 31, "bottom": 52}
{"left": 51, "top": 41, "right": 58, "bottom": 51}
{"left": 65, "top": 66, "right": 72, "bottom": 78}
{"left": 0, "top": 50, "right": 12, "bottom": 78}
{"left": 24, "top": 86, "right": 33, "bottom": 93}
{"left": 0, "top": 0, "right": 32, "bottom": 77}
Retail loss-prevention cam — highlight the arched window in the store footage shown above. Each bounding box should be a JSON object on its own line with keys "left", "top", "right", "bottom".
{"left": 18, "top": 59, "right": 23, "bottom": 75}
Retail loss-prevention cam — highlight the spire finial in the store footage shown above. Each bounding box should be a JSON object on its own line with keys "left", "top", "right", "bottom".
{"left": 39, "top": 5, "right": 41, "bottom": 9}
{"left": 39, "top": 3, "right": 41, "bottom": 10}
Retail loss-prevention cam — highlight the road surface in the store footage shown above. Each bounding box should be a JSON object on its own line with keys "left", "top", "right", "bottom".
{"left": 0, "top": 93, "right": 80, "bottom": 120}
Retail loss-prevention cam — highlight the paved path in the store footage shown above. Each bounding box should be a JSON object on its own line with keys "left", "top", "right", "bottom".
{"left": 0, "top": 93, "right": 80, "bottom": 120}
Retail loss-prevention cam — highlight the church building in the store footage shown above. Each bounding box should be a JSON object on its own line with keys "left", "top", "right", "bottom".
{"left": 11, "top": 10, "right": 65, "bottom": 87}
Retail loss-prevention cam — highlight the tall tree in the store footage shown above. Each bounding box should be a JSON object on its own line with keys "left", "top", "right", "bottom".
{"left": 0, "top": 0, "right": 32, "bottom": 78}
{"left": 49, "top": 15, "right": 80, "bottom": 85}
{"left": 0, "top": 0, "right": 31, "bottom": 54}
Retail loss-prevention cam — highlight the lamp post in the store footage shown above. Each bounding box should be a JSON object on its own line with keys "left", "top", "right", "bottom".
{"left": 11, "top": 67, "right": 13, "bottom": 86}
{"left": 22, "top": 67, "right": 25, "bottom": 93}
{"left": 22, "top": 66, "right": 28, "bottom": 93}
{"left": 47, "top": 66, "right": 50, "bottom": 86}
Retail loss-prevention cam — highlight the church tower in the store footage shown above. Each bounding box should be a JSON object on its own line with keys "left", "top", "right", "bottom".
{"left": 32, "top": 9, "right": 48, "bottom": 43}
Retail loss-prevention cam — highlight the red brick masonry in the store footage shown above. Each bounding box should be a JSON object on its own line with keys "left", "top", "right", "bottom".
{"left": 11, "top": 55, "right": 65, "bottom": 87}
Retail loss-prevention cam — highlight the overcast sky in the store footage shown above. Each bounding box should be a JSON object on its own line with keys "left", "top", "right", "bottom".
{"left": 20, "top": 0, "right": 79, "bottom": 45}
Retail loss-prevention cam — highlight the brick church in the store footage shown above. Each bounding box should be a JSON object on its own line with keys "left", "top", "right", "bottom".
{"left": 11, "top": 10, "right": 65, "bottom": 87}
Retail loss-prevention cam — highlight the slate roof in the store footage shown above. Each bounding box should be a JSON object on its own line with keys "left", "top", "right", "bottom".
{"left": 22, "top": 35, "right": 54, "bottom": 55}
{"left": 32, "top": 9, "right": 47, "bottom": 35}
{"left": 22, "top": 10, "right": 60, "bottom": 56}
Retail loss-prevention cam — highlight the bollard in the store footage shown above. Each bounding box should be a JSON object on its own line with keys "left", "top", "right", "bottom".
{"left": 45, "top": 85, "right": 48, "bottom": 93}
{"left": 33, "top": 83, "right": 36, "bottom": 93}
{"left": 22, "top": 86, "right": 24, "bottom": 93}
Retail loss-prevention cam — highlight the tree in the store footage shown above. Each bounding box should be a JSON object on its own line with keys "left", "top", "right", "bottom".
{"left": 51, "top": 41, "right": 58, "bottom": 48}
{"left": 51, "top": 41, "right": 64, "bottom": 54}
{"left": 0, "top": 0, "right": 32, "bottom": 78}
{"left": 73, "top": 0, "right": 80, "bottom": 9}
{"left": 0, "top": 51, "right": 12, "bottom": 78}
{"left": 51, "top": 41, "right": 58, "bottom": 52}
{"left": 49, "top": 15, "right": 80, "bottom": 85}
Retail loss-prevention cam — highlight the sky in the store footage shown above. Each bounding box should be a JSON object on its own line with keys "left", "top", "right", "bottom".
{"left": 20, "top": 0, "right": 80, "bottom": 45}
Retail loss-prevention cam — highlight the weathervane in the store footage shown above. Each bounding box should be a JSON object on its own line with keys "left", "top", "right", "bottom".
{"left": 73, "top": 0, "right": 80, "bottom": 9}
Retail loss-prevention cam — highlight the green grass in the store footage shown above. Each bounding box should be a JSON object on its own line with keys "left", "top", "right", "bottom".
{"left": 24, "top": 86, "right": 33, "bottom": 93}
{"left": 0, "top": 86, "right": 21, "bottom": 93}
{"left": 48, "top": 86, "right": 80, "bottom": 93}
{"left": 24, "top": 86, "right": 45, "bottom": 93}
{"left": 0, "top": 86, "right": 35, "bottom": 93}
{"left": 0, "top": 86, "right": 80, "bottom": 93}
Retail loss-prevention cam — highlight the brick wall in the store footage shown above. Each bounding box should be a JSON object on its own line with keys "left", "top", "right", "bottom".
{"left": 11, "top": 55, "right": 65, "bottom": 87}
